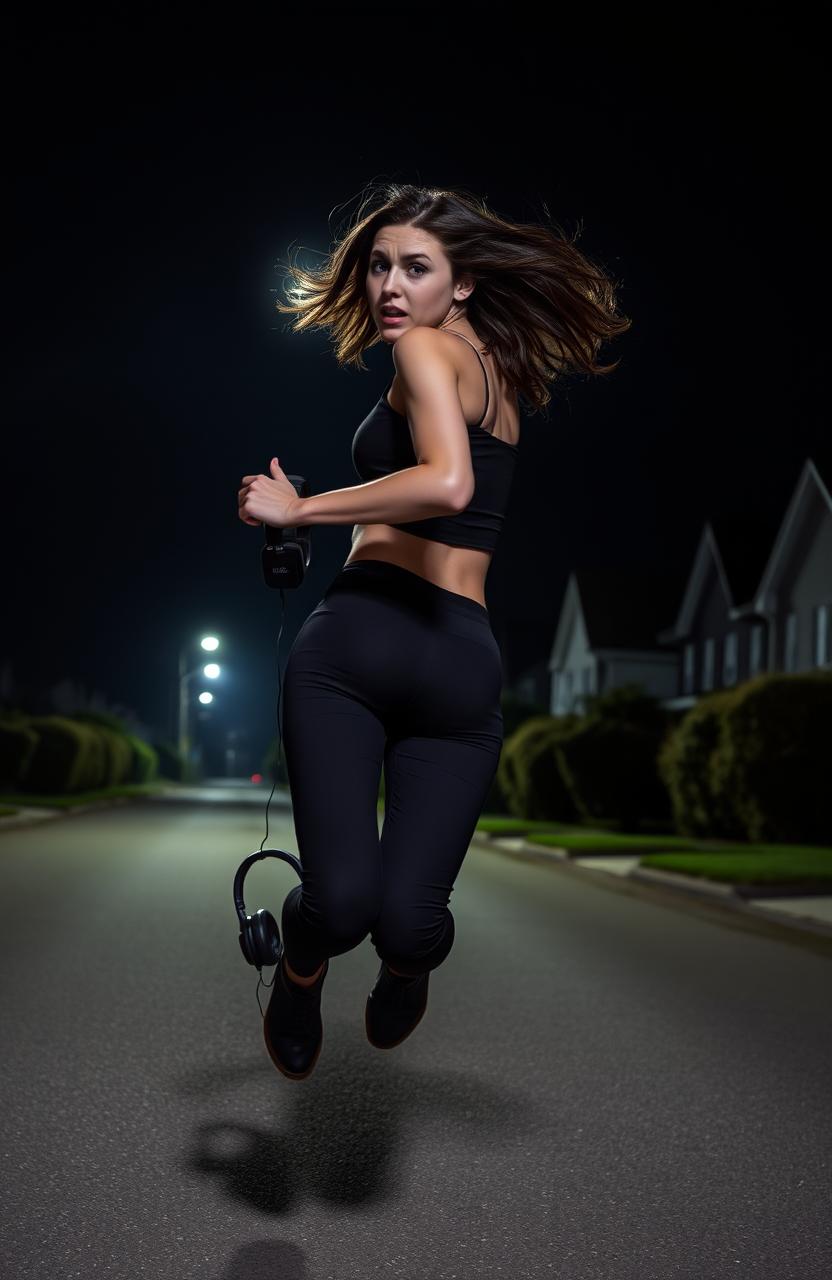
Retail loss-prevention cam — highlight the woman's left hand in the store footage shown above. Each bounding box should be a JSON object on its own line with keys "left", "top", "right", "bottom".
{"left": 238, "top": 458, "right": 304, "bottom": 528}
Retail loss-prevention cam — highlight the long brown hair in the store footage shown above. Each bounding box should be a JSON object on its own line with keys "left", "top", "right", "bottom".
{"left": 274, "top": 182, "right": 632, "bottom": 415}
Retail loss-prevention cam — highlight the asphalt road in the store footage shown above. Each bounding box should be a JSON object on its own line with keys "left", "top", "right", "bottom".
{"left": 2, "top": 796, "right": 831, "bottom": 1280}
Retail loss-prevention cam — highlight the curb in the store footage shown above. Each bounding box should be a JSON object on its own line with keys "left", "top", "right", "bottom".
{"left": 0, "top": 807, "right": 64, "bottom": 833}
{"left": 631, "top": 863, "right": 832, "bottom": 902}
{"left": 0, "top": 788, "right": 285, "bottom": 835}
{"left": 469, "top": 833, "right": 832, "bottom": 945}
{"left": 630, "top": 863, "right": 738, "bottom": 899}
{"left": 0, "top": 793, "right": 151, "bottom": 835}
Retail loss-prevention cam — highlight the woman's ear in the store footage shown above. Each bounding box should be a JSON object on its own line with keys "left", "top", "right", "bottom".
{"left": 454, "top": 274, "right": 476, "bottom": 304}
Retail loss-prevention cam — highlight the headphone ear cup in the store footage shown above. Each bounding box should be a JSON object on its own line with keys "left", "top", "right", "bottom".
{"left": 241, "top": 907, "right": 281, "bottom": 969}
{"left": 238, "top": 922, "right": 259, "bottom": 966}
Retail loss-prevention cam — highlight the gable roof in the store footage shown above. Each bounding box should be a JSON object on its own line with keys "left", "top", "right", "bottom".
{"left": 567, "top": 565, "right": 683, "bottom": 652}
{"left": 750, "top": 458, "right": 832, "bottom": 614}
{"left": 708, "top": 512, "right": 783, "bottom": 606}
{"left": 658, "top": 511, "right": 781, "bottom": 640}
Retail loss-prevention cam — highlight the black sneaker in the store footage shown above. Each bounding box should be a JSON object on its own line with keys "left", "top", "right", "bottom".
{"left": 365, "top": 962, "right": 430, "bottom": 1049}
{"left": 263, "top": 942, "right": 329, "bottom": 1080}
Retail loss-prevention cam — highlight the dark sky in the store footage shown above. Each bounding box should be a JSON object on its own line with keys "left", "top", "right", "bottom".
{"left": 5, "top": 12, "right": 827, "bottom": 771}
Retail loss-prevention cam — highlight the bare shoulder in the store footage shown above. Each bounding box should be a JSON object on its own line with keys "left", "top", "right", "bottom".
{"left": 384, "top": 329, "right": 481, "bottom": 456}
{"left": 391, "top": 324, "right": 454, "bottom": 367}
{"left": 391, "top": 325, "right": 462, "bottom": 391}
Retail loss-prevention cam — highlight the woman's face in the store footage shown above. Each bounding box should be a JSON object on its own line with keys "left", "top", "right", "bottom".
{"left": 366, "top": 223, "right": 471, "bottom": 341}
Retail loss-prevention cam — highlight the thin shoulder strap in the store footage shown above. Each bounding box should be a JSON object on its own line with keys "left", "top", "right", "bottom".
{"left": 442, "top": 330, "right": 490, "bottom": 428}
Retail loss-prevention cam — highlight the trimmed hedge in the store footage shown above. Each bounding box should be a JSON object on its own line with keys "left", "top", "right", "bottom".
{"left": 657, "top": 688, "right": 740, "bottom": 838}
{"left": 497, "top": 713, "right": 582, "bottom": 821}
{"left": 658, "top": 670, "right": 832, "bottom": 843}
{"left": 555, "top": 718, "right": 673, "bottom": 831}
{"left": 21, "top": 716, "right": 108, "bottom": 793}
{"left": 1, "top": 709, "right": 161, "bottom": 795}
{"left": 713, "top": 671, "right": 832, "bottom": 843}
{"left": 73, "top": 711, "right": 159, "bottom": 785}
{"left": 0, "top": 715, "right": 39, "bottom": 790}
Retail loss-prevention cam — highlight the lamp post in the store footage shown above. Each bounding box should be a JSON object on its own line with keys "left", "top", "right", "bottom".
{"left": 178, "top": 634, "right": 221, "bottom": 775}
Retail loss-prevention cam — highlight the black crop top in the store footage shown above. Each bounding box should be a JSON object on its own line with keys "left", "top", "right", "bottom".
{"left": 351, "top": 330, "right": 519, "bottom": 552}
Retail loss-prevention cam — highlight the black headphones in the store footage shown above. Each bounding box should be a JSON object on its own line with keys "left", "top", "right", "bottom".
{"left": 233, "top": 465, "right": 312, "bottom": 1012}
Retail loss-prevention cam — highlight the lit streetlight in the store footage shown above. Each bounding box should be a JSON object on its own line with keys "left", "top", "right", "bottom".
{"left": 178, "top": 634, "right": 222, "bottom": 773}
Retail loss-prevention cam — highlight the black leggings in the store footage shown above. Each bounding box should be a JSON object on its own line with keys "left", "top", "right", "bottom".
{"left": 279, "top": 558, "right": 504, "bottom": 978}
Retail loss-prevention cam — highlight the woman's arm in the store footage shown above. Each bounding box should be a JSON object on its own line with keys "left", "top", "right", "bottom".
{"left": 294, "top": 465, "right": 464, "bottom": 528}
{"left": 294, "top": 327, "right": 476, "bottom": 528}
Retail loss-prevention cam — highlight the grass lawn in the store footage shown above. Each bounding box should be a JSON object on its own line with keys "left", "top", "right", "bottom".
{"left": 477, "top": 816, "right": 584, "bottom": 835}
{"left": 0, "top": 781, "right": 173, "bottom": 811}
{"left": 474, "top": 818, "right": 832, "bottom": 885}
{"left": 640, "top": 847, "right": 832, "bottom": 885}
{"left": 476, "top": 819, "right": 703, "bottom": 852}
{"left": 528, "top": 831, "right": 701, "bottom": 852}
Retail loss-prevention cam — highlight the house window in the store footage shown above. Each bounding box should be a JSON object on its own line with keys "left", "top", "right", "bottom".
{"left": 581, "top": 666, "right": 592, "bottom": 694}
{"left": 723, "top": 631, "right": 738, "bottom": 686}
{"left": 750, "top": 622, "right": 764, "bottom": 675}
{"left": 702, "top": 637, "right": 715, "bottom": 691}
{"left": 784, "top": 611, "right": 798, "bottom": 672}
{"left": 815, "top": 603, "right": 830, "bottom": 666}
{"left": 683, "top": 642, "right": 695, "bottom": 694}
{"left": 554, "top": 668, "right": 572, "bottom": 714}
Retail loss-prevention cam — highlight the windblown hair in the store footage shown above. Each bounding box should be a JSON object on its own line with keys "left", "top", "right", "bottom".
{"left": 274, "top": 182, "right": 632, "bottom": 414}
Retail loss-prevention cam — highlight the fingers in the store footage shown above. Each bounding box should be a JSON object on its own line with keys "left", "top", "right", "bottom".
{"left": 238, "top": 483, "right": 255, "bottom": 525}
{"left": 238, "top": 472, "right": 269, "bottom": 526}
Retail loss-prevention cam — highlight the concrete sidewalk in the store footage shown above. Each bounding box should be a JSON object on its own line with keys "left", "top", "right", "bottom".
{"left": 470, "top": 833, "right": 832, "bottom": 943}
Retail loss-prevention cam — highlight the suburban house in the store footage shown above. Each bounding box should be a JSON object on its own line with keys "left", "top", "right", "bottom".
{"left": 547, "top": 567, "right": 682, "bottom": 715}
{"left": 523, "top": 456, "right": 832, "bottom": 717}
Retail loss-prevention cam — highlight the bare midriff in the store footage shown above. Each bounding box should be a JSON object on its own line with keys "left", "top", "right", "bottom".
{"left": 344, "top": 326, "right": 520, "bottom": 610}
{"left": 345, "top": 524, "right": 494, "bottom": 607}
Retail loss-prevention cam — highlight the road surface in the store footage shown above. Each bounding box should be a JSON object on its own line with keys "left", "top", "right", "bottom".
{"left": 1, "top": 795, "right": 830, "bottom": 1279}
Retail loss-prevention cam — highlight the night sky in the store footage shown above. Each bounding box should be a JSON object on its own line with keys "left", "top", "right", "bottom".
{"left": 5, "top": 13, "right": 826, "bottom": 773}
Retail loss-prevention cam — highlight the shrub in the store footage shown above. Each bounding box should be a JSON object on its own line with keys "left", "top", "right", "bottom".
{"left": 657, "top": 689, "right": 741, "bottom": 837}
{"left": 0, "top": 713, "right": 39, "bottom": 791}
{"left": 497, "top": 713, "right": 582, "bottom": 821}
{"left": 20, "top": 716, "right": 103, "bottom": 793}
{"left": 555, "top": 718, "right": 673, "bottom": 831}
{"left": 582, "top": 682, "right": 670, "bottom": 733}
{"left": 712, "top": 670, "right": 832, "bottom": 843}
{"left": 152, "top": 739, "right": 190, "bottom": 782}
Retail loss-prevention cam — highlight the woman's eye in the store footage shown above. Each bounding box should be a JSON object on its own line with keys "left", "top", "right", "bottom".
{"left": 370, "top": 262, "right": 426, "bottom": 276}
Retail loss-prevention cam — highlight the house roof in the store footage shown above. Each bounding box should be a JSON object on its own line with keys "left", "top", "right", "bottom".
{"left": 753, "top": 457, "right": 832, "bottom": 612}
{"left": 502, "top": 617, "right": 557, "bottom": 683}
{"left": 706, "top": 511, "right": 783, "bottom": 605}
{"left": 573, "top": 565, "right": 684, "bottom": 650}
{"left": 658, "top": 456, "right": 827, "bottom": 637}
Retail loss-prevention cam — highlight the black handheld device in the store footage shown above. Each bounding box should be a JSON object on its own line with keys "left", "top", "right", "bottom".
{"left": 261, "top": 471, "right": 311, "bottom": 589}
{"left": 234, "top": 463, "right": 312, "bottom": 1014}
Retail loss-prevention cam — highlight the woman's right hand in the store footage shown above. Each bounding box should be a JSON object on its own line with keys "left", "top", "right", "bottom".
{"left": 238, "top": 471, "right": 263, "bottom": 526}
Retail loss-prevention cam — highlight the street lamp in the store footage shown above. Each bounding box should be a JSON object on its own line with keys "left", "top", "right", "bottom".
{"left": 178, "top": 634, "right": 222, "bottom": 773}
